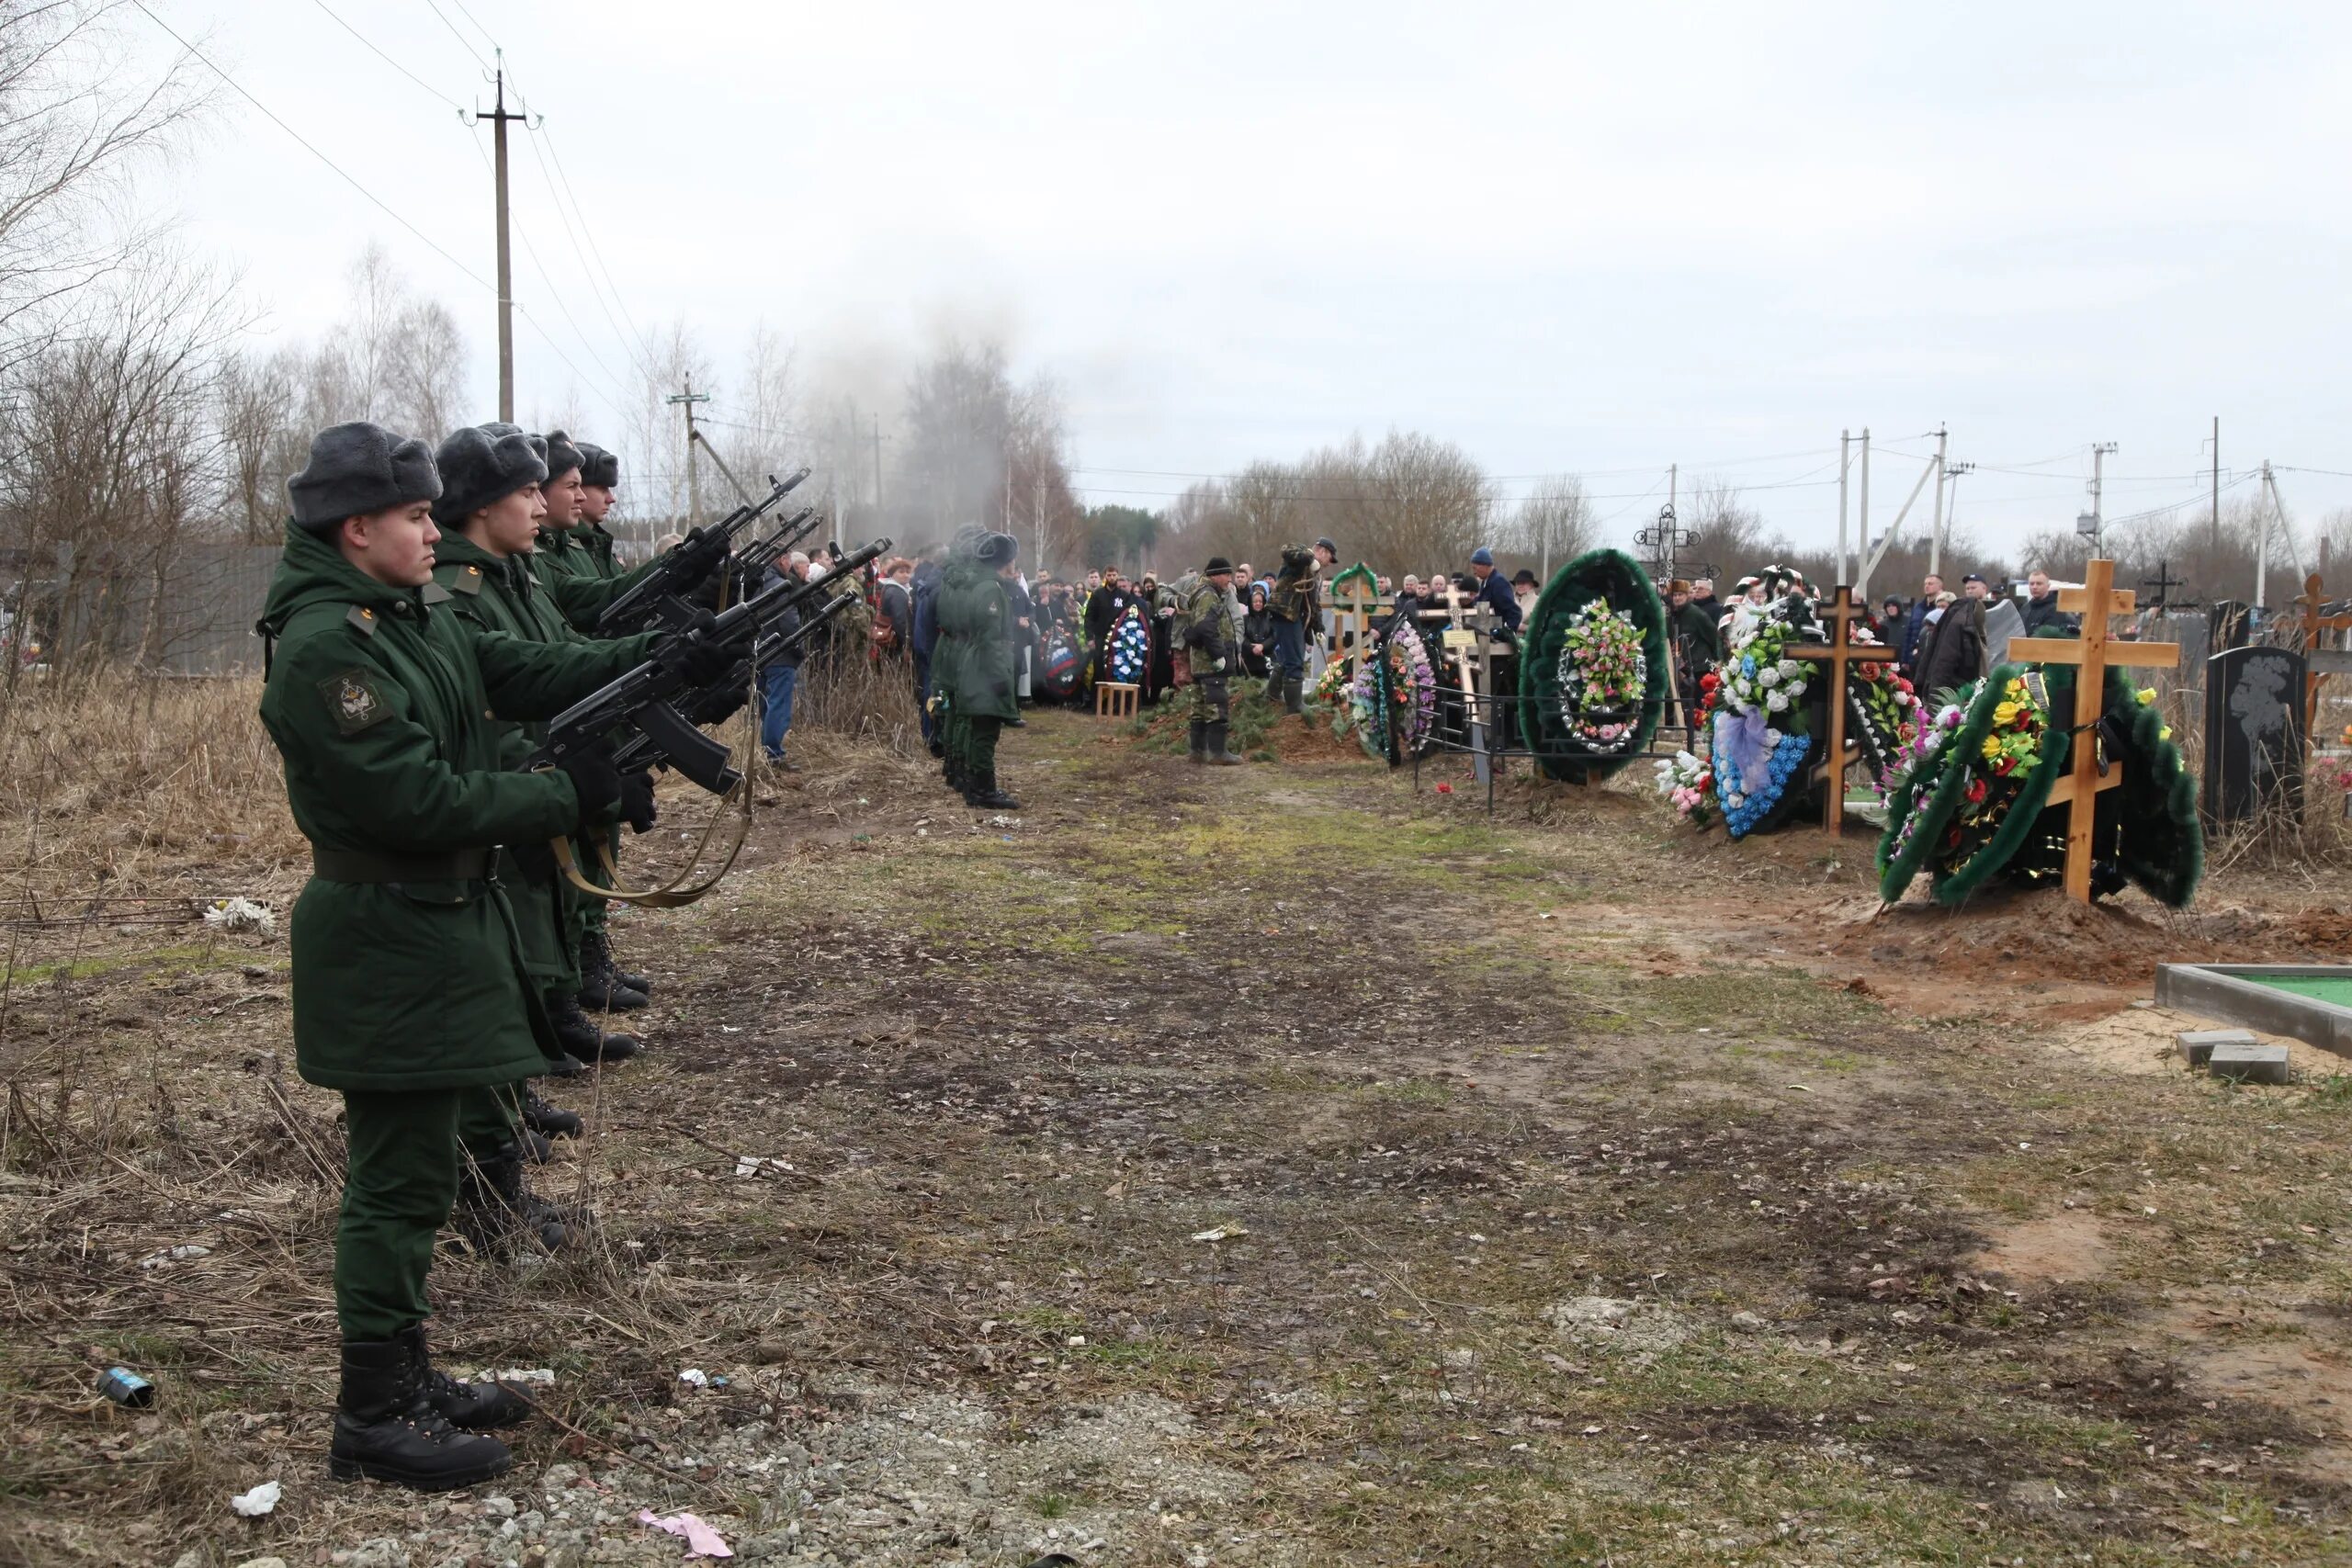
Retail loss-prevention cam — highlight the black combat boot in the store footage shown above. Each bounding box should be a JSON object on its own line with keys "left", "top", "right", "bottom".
{"left": 456, "top": 1141, "right": 588, "bottom": 1254}
{"left": 1283, "top": 676, "right": 1305, "bottom": 715}
{"left": 328, "top": 1337, "right": 513, "bottom": 1490}
{"left": 1206, "top": 720, "right": 1245, "bottom": 765}
{"left": 396, "top": 1324, "right": 533, "bottom": 1431}
{"left": 547, "top": 991, "right": 640, "bottom": 1064}
{"left": 518, "top": 1083, "right": 582, "bottom": 1141}
{"left": 964, "top": 770, "right": 1023, "bottom": 811}
{"left": 1187, "top": 720, "right": 1207, "bottom": 763}
{"left": 593, "top": 931, "right": 651, "bottom": 996}
{"left": 575, "top": 930, "right": 647, "bottom": 1012}
{"left": 540, "top": 1050, "right": 587, "bottom": 1080}
{"left": 519, "top": 1126, "right": 554, "bottom": 1165}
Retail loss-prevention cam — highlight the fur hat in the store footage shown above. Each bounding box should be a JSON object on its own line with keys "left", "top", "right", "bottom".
{"left": 432, "top": 426, "right": 548, "bottom": 525}
{"left": 976, "top": 532, "right": 1018, "bottom": 566}
{"left": 539, "top": 428, "right": 585, "bottom": 481}
{"left": 1668, "top": 579, "right": 1693, "bottom": 595}
{"left": 287, "top": 422, "right": 441, "bottom": 533}
{"left": 578, "top": 442, "right": 620, "bottom": 489}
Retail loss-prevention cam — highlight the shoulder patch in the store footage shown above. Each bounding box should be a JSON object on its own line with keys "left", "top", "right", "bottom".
{"left": 345, "top": 604, "right": 379, "bottom": 637}
{"left": 318, "top": 668, "right": 391, "bottom": 735}
{"left": 448, "top": 566, "right": 484, "bottom": 596}
{"left": 421, "top": 581, "right": 453, "bottom": 605}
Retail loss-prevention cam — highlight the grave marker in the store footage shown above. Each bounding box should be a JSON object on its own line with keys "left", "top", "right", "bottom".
{"left": 2010, "top": 558, "right": 2182, "bottom": 902}
{"left": 2202, "top": 645, "right": 2306, "bottom": 826}
{"left": 1784, "top": 584, "right": 1901, "bottom": 836}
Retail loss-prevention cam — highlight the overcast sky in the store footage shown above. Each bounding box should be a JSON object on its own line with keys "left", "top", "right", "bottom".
{"left": 141, "top": 0, "right": 2352, "bottom": 565}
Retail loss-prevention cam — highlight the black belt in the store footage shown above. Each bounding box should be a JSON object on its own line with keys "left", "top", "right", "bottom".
{"left": 311, "top": 847, "right": 492, "bottom": 883}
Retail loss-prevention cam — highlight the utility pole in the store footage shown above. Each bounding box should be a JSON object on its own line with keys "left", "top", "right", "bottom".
{"left": 666, "top": 376, "right": 710, "bottom": 528}
{"left": 467, "top": 57, "right": 531, "bottom": 423}
{"left": 2083, "top": 441, "right": 2117, "bottom": 556}
{"left": 1838, "top": 430, "right": 1850, "bottom": 584}
{"left": 1927, "top": 425, "right": 1949, "bottom": 578}
{"left": 1858, "top": 428, "right": 1871, "bottom": 573}
{"left": 2211, "top": 415, "right": 2221, "bottom": 548}
{"left": 871, "top": 414, "right": 885, "bottom": 517}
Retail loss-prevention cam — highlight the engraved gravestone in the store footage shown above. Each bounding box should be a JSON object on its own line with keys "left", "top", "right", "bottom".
{"left": 2202, "top": 645, "right": 2305, "bottom": 825}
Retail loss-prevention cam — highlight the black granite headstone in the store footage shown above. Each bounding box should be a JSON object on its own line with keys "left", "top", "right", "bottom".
{"left": 2202, "top": 645, "right": 2305, "bottom": 825}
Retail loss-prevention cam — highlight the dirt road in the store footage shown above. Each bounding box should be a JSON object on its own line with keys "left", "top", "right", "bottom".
{"left": 6, "top": 704, "right": 2351, "bottom": 1565}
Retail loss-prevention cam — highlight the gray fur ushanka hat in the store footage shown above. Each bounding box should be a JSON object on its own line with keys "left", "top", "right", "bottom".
{"left": 288, "top": 421, "right": 441, "bottom": 532}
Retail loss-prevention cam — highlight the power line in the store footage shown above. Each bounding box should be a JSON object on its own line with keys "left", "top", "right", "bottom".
{"left": 521, "top": 122, "right": 650, "bottom": 378}
{"left": 133, "top": 1, "right": 492, "bottom": 294}
{"left": 417, "top": 0, "right": 490, "bottom": 70}
{"left": 138, "top": 2, "right": 631, "bottom": 426}
{"left": 309, "top": 0, "right": 464, "bottom": 110}
{"left": 460, "top": 123, "right": 634, "bottom": 411}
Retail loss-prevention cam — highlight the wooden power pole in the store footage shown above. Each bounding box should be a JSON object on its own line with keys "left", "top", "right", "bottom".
{"left": 468, "top": 57, "right": 529, "bottom": 423}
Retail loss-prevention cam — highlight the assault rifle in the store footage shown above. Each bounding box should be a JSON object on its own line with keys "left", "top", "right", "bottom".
{"left": 606, "top": 590, "right": 854, "bottom": 775}
{"left": 593, "top": 466, "right": 811, "bottom": 637}
{"left": 535, "top": 536, "right": 892, "bottom": 795}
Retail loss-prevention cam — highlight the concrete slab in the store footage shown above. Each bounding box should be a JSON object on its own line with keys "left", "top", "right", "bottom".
{"left": 2209, "top": 1042, "right": 2292, "bottom": 1086}
{"left": 2177, "top": 1028, "right": 2256, "bottom": 1066}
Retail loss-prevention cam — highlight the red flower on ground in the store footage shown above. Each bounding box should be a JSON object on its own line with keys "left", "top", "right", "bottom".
{"left": 1435, "top": 783, "right": 1453, "bottom": 795}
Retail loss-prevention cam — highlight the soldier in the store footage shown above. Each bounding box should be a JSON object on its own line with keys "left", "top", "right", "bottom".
{"left": 523, "top": 431, "right": 650, "bottom": 1017}
{"left": 256, "top": 422, "right": 728, "bottom": 1490}
{"left": 929, "top": 526, "right": 984, "bottom": 795}
{"left": 1185, "top": 557, "right": 1245, "bottom": 765}
{"left": 429, "top": 426, "right": 645, "bottom": 1090}
{"left": 939, "top": 531, "right": 1023, "bottom": 809}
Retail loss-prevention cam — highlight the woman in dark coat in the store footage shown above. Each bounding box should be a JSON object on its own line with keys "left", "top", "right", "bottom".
{"left": 1240, "top": 581, "right": 1273, "bottom": 680}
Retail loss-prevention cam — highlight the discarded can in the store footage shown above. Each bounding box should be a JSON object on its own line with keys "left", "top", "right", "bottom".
{"left": 96, "top": 1367, "right": 154, "bottom": 1408}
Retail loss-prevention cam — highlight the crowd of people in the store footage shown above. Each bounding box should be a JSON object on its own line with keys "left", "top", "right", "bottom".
{"left": 1658, "top": 566, "right": 2082, "bottom": 717}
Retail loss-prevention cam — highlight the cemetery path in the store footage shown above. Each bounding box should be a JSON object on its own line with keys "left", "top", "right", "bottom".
{"left": 6, "top": 703, "right": 2352, "bottom": 1566}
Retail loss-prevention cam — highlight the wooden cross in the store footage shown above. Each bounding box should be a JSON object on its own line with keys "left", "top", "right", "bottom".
{"left": 2296, "top": 572, "right": 2352, "bottom": 729}
{"left": 1783, "top": 585, "right": 1901, "bottom": 835}
{"left": 1329, "top": 570, "right": 1389, "bottom": 669}
{"left": 1428, "top": 581, "right": 1490, "bottom": 783}
{"left": 2008, "top": 558, "right": 2182, "bottom": 902}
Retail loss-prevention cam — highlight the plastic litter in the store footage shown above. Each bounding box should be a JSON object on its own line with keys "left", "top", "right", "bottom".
{"left": 637, "top": 1509, "right": 733, "bottom": 1557}
{"left": 229, "top": 1479, "right": 281, "bottom": 1517}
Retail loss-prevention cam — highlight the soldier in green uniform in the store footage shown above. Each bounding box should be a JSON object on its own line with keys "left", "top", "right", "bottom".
{"left": 938, "top": 531, "right": 1023, "bottom": 809}
{"left": 928, "top": 526, "right": 983, "bottom": 796}
{"left": 528, "top": 432, "right": 650, "bottom": 1016}
{"left": 428, "top": 428, "right": 641, "bottom": 1120}
{"left": 1184, "top": 557, "right": 1245, "bottom": 765}
{"left": 256, "top": 421, "right": 724, "bottom": 1490}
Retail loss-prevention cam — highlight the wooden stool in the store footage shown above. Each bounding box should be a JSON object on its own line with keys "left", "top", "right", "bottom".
{"left": 1096, "top": 682, "right": 1140, "bottom": 718}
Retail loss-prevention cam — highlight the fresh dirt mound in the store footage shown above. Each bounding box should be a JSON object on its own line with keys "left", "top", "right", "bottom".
{"left": 1826, "top": 884, "right": 2349, "bottom": 986}
{"left": 1113, "top": 687, "right": 1377, "bottom": 766}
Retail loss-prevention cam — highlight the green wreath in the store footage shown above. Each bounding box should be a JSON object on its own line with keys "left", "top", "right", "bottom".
{"left": 1520, "top": 547, "right": 1669, "bottom": 784}
{"left": 1878, "top": 662, "right": 2202, "bottom": 908}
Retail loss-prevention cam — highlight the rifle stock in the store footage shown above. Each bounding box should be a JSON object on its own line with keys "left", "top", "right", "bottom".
{"left": 594, "top": 467, "right": 811, "bottom": 637}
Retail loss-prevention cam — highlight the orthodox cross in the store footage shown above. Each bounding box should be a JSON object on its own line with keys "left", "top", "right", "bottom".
{"left": 2009, "top": 558, "right": 2182, "bottom": 902}
{"left": 1784, "top": 584, "right": 1901, "bottom": 835}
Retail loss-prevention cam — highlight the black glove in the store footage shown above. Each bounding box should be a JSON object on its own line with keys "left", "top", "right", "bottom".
{"left": 699, "top": 683, "right": 752, "bottom": 728}
{"left": 558, "top": 750, "right": 621, "bottom": 830}
{"left": 672, "top": 526, "right": 732, "bottom": 590}
{"left": 655, "top": 612, "right": 736, "bottom": 686}
{"left": 619, "top": 770, "right": 658, "bottom": 834}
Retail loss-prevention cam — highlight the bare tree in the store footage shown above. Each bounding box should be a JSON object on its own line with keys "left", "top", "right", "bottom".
{"left": 0, "top": 251, "right": 247, "bottom": 682}
{"left": 0, "top": 0, "right": 215, "bottom": 375}
{"left": 1507, "top": 477, "right": 1592, "bottom": 579}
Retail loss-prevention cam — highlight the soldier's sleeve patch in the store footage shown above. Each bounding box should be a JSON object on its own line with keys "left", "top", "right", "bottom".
{"left": 318, "top": 669, "right": 391, "bottom": 735}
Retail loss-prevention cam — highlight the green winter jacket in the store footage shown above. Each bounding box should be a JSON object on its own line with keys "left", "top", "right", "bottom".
{"left": 937, "top": 562, "right": 1017, "bottom": 721}
{"left": 430, "top": 530, "right": 600, "bottom": 992}
{"left": 532, "top": 523, "right": 662, "bottom": 635}
{"left": 257, "top": 524, "right": 654, "bottom": 1092}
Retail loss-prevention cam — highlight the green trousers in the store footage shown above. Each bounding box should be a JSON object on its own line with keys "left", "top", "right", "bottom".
{"left": 963, "top": 715, "right": 1002, "bottom": 778}
{"left": 336, "top": 1086, "right": 517, "bottom": 1338}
